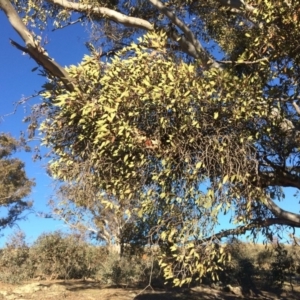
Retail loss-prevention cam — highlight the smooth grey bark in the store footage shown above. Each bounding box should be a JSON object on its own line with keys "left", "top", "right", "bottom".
{"left": 149, "top": 0, "right": 220, "bottom": 68}
{"left": 47, "top": 0, "right": 153, "bottom": 30}
{"left": 264, "top": 196, "right": 300, "bottom": 226}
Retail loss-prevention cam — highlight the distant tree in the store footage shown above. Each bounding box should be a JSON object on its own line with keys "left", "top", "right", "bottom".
{"left": 0, "top": 133, "right": 35, "bottom": 230}
{"left": 49, "top": 179, "right": 160, "bottom": 256}
{"left": 1, "top": 0, "right": 300, "bottom": 286}
{"left": 0, "top": 230, "right": 34, "bottom": 283}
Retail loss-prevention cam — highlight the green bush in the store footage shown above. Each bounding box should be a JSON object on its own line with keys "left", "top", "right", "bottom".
{"left": 268, "top": 244, "right": 295, "bottom": 289}
{"left": 0, "top": 230, "right": 111, "bottom": 282}
{"left": 0, "top": 230, "right": 34, "bottom": 283}
{"left": 30, "top": 231, "right": 95, "bottom": 280}
{"left": 95, "top": 251, "right": 140, "bottom": 285}
{"left": 95, "top": 250, "right": 162, "bottom": 286}
{"left": 216, "top": 239, "right": 257, "bottom": 288}
{"left": 1, "top": 229, "right": 298, "bottom": 290}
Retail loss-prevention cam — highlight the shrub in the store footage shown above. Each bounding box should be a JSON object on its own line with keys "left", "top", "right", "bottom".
{"left": 0, "top": 230, "right": 34, "bottom": 283}
{"left": 95, "top": 250, "right": 162, "bottom": 286}
{"left": 217, "top": 239, "right": 256, "bottom": 287}
{"left": 30, "top": 231, "right": 94, "bottom": 279}
{"left": 95, "top": 251, "right": 139, "bottom": 285}
{"left": 268, "top": 244, "right": 295, "bottom": 289}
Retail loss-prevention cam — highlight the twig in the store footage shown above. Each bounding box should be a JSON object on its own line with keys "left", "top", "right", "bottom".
{"left": 10, "top": 39, "right": 29, "bottom": 53}
{"left": 52, "top": 16, "right": 85, "bottom": 31}
{"left": 2, "top": 91, "right": 42, "bottom": 119}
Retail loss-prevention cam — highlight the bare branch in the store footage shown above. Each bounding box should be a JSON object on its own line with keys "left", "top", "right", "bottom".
{"left": 10, "top": 39, "right": 29, "bottom": 53}
{"left": 2, "top": 91, "right": 42, "bottom": 119}
{"left": 0, "top": 0, "right": 75, "bottom": 91}
{"left": 166, "top": 28, "right": 201, "bottom": 60}
{"left": 47, "top": 0, "right": 216, "bottom": 63}
{"left": 52, "top": 16, "right": 84, "bottom": 32}
{"left": 204, "top": 217, "right": 300, "bottom": 243}
{"left": 46, "top": 0, "right": 153, "bottom": 30}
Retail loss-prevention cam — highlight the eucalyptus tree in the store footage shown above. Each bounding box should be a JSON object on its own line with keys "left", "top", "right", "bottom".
{"left": 1, "top": 0, "right": 300, "bottom": 285}
{"left": 50, "top": 179, "right": 155, "bottom": 256}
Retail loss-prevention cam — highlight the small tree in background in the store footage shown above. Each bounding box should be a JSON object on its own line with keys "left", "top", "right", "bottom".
{"left": 0, "top": 230, "right": 34, "bottom": 283}
{"left": 269, "top": 243, "right": 295, "bottom": 290}
{"left": 222, "top": 239, "right": 258, "bottom": 294}
{"left": 0, "top": 133, "right": 35, "bottom": 230}
{"left": 30, "top": 231, "right": 93, "bottom": 280}
{"left": 49, "top": 180, "right": 155, "bottom": 257}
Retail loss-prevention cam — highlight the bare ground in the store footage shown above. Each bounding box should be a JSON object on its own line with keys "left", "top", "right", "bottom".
{"left": 0, "top": 280, "right": 300, "bottom": 300}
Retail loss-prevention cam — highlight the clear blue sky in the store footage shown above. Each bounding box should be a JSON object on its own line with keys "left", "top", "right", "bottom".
{"left": 0, "top": 11, "right": 299, "bottom": 247}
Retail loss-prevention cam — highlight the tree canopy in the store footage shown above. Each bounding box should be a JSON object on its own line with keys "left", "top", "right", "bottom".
{"left": 0, "top": 133, "right": 35, "bottom": 230}
{"left": 1, "top": 0, "right": 300, "bottom": 285}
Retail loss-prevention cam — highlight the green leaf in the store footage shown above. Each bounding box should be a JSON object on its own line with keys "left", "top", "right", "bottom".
{"left": 222, "top": 174, "right": 229, "bottom": 184}
{"left": 196, "top": 161, "right": 202, "bottom": 169}
{"left": 31, "top": 66, "right": 39, "bottom": 72}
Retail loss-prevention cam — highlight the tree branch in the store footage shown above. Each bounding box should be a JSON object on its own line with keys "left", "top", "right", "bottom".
{"left": 48, "top": 0, "right": 219, "bottom": 65}
{"left": 264, "top": 197, "right": 300, "bottom": 226}
{"left": 166, "top": 27, "right": 199, "bottom": 59}
{"left": 217, "top": 0, "right": 255, "bottom": 13}
{"left": 293, "top": 101, "right": 300, "bottom": 115}
{"left": 148, "top": 0, "right": 220, "bottom": 68}
{"left": 46, "top": 0, "right": 153, "bottom": 30}
{"left": 260, "top": 170, "right": 300, "bottom": 189}
{"left": 205, "top": 217, "right": 300, "bottom": 243}
{"left": 52, "top": 16, "right": 84, "bottom": 32}
{"left": 217, "top": 57, "right": 268, "bottom": 65}
{"left": 0, "top": 0, "right": 75, "bottom": 92}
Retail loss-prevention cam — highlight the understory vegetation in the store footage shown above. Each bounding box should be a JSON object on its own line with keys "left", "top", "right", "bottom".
{"left": 1, "top": 230, "right": 300, "bottom": 294}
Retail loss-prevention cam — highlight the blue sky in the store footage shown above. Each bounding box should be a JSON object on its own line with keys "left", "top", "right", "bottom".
{"left": 0, "top": 10, "right": 299, "bottom": 247}
{"left": 0, "top": 13, "right": 90, "bottom": 246}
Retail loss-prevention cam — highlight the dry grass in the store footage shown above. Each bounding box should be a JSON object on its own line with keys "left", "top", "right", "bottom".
{"left": 1, "top": 280, "right": 300, "bottom": 300}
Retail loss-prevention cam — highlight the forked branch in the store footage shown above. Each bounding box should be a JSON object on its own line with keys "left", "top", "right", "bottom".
{"left": 149, "top": 0, "right": 220, "bottom": 68}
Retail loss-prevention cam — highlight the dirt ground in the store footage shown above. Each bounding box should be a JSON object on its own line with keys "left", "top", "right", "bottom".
{"left": 0, "top": 280, "right": 300, "bottom": 300}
